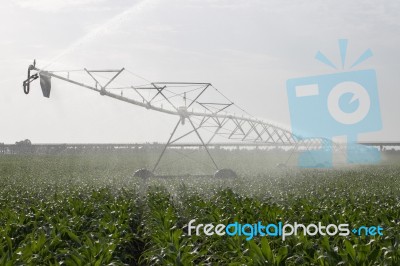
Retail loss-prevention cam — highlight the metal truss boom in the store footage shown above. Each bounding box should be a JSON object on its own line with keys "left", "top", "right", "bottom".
{"left": 22, "top": 63, "right": 321, "bottom": 174}
{"left": 28, "top": 66, "right": 298, "bottom": 143}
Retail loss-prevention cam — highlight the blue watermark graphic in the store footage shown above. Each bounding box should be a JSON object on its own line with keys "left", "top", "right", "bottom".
{"left": 286, "top": 39, "right": 382, "bottom": 168}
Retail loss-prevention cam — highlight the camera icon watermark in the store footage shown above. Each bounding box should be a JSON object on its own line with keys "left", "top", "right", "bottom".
{"left": 286, "top": 39, "right": 382, "bottom": 168}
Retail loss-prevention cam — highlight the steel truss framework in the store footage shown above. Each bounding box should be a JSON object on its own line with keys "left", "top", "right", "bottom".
{"left": 23, "top": 63, "right": 331, "bottom": 174}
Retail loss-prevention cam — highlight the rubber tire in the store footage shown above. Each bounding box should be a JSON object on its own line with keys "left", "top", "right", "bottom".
{"left": 214, "top": 168, "right": 238, "bottom": 178}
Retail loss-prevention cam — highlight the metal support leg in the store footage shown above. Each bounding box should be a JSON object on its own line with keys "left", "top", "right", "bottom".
{"left": 285, "top": 141, "right": 300, "bottom": 165}
{"left": 152, "top": 119, "right": 181, "bottom": 172}
{"left": 188, "top": 117, "right": 219, "bottom": 170}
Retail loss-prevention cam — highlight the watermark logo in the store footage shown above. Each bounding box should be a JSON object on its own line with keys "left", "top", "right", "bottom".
{"left": 187, "top": 220, "right": 383, "bottom": 241}
{"left": 286, "top": 39, "right": 382, "bottom": 168}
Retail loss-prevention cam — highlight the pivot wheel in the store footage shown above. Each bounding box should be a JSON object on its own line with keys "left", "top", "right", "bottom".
{"left": 134, "top": 168, "right": 154, "bottom": 179}
{"left": 214, "top": 168, "right": 238, "bottom": 178}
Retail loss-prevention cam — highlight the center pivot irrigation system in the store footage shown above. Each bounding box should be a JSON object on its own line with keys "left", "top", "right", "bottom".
{"left": 23, "top": 61, "right": 329, "bottom": 178}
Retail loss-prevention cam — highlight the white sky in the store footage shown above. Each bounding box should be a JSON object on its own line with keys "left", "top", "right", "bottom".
{"left": 1, "top": 0, "right": 399, "bottom": 143}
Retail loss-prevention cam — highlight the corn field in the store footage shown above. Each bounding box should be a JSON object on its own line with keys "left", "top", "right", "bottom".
{"left": 0, "top": 152, "right": 399, "bottom": 265}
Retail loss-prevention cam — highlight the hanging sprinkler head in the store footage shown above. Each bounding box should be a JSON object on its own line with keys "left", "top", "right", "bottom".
{"left": 22, "top": 60, "right": 52, "bottom": 98}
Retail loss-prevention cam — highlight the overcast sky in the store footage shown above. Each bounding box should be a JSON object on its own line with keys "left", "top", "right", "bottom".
{"left": 1, "top": 0, "right": 399, "bottom": 143}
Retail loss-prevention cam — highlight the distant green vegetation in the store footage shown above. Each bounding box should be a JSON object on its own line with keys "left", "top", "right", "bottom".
{"left": 0, "top": 152, "right": 399, "bottom": 265}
